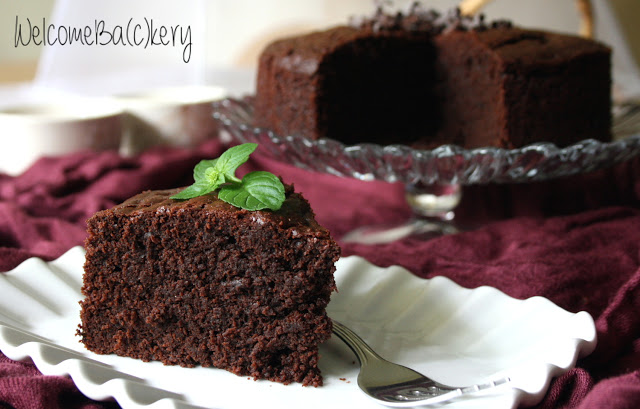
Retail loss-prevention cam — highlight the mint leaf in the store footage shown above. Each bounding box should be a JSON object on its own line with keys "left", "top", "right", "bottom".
{"left": 171, "top": 144, "right": 256, "bottom": 200}
{"left": 172, "top": 158, "right": 224, "bottom": 200}
{"left": 203, "top": 166, "right": 226, "bottom": 189}
{"left": 170, "top": 180, "right": 215, "bottom": 200}
{"left": 193, "top": 159, "right": 217, "bottom": 182}
{"left": 213, "top": 143, "right": 257, "bottom": 184}
{"left": 171, "top": 144, "right": 286, "bottom": 211}
{"left": 218, "top": 171, "right": 285, "bottom": 211}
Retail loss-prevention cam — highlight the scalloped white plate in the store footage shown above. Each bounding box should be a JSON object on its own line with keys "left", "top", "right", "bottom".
{"left": 0, "top": 247, "right": 596, "bottom": 409}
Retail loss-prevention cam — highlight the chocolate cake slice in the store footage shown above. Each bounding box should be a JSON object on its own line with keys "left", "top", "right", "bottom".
{"left": 78, "top": 184, "right": 339, "bottom": 386}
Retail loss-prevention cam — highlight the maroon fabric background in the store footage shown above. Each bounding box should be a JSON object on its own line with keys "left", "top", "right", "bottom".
{"left": 0, "top": 138, "right": 639, "bottom": 409}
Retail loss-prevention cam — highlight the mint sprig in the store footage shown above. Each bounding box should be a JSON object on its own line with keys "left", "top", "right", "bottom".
{"left": 218, "top": 171, "right": 286, "bottom": 211}
{"left": 171, "top": 143, "right": 286, "bottom": 211}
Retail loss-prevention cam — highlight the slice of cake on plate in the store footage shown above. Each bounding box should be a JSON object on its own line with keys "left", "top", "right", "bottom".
{"left": 78, "top": 144, "right": 340, "bottom": 386}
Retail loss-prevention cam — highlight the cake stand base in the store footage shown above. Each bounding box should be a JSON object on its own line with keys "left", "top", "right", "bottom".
{"left": 342, "top": 183, "right": 462, "bottom": 245}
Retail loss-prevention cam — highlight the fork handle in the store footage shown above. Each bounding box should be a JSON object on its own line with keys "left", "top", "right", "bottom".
{"left": 331, "top": 320, "right": 383, "bottom": 366}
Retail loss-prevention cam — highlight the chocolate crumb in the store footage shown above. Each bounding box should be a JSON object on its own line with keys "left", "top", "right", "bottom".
{"left": 349, "top": 2, "right": 512, "bottom": 34}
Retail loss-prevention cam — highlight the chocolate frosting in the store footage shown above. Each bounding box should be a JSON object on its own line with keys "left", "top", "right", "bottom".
{"left": 108, "top": 185, "right": 328, "bottom": 237}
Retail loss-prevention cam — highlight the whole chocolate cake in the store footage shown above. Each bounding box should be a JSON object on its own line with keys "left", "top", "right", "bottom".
{"left": 78, "top": 184, "right": 339, "bottom": 386}
{"left": 254, "top": 6, "right": 611, "bottom": 149}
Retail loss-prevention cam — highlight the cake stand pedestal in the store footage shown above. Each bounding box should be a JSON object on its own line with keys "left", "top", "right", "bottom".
{"left": 342, "top": 183, "right": 461, "bottom": 244}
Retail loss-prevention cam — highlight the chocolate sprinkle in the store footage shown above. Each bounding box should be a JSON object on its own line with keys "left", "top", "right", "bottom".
{"left": 349, "top": 2, "right": 513, "bottom": 34}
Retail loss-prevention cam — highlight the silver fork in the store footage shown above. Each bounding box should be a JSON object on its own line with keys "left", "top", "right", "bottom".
{"left": 331, "top": 320, "right": 511, "bottom": 407}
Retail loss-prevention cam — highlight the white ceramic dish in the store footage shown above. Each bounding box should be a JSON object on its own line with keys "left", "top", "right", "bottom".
{"left": 0, "top": 98, "right": 124, "bottom": 175}
{"left": 0, "top": 247, "right": 596, "bottom": 409}
{"left": 0, "top": 85, "right": 227, "bottom": 176}
{"left": 117, "top": 85, "right": 226, "bottom": 154}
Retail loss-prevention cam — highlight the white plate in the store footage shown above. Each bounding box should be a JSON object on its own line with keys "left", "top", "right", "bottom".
{"left": 0, "top": 247, "right": 596, "bottom": 409}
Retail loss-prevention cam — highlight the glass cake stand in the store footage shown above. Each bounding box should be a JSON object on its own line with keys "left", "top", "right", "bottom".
{"left": 212, "top": 97, "right": 640, "bottom": 244}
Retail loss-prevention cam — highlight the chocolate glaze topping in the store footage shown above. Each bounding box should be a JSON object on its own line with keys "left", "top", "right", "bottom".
{"left": 349, "top": 2, "right": 512, "bottom": 34}
{"left": 112, "top": 185, "right": 325, "bottom": 236}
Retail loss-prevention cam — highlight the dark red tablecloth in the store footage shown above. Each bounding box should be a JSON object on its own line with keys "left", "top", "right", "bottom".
{"left": 0, "top": 138, "right": 639, "bottom": 409}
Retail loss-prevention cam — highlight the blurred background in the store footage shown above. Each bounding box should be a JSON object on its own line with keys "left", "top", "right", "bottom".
{"left": 1, "top": 0, "right": 639, "bottom": 93}
{"left": 0, "top": 0, "right": 638, "bottom": 175}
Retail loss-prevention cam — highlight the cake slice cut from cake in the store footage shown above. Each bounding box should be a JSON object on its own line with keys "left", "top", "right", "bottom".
{"left": 78, "top": 184, "right": 340, "bottom": 386}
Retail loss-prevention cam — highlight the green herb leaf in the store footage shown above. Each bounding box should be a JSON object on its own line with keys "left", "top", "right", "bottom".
{"left": 170, "top": 180, "right": 216, "bottom": 200}
{"left": 218, "top": 171, "right": 286, "bottom": 211}
{"left": 170, "top": 144, "right": 286, "bottom": 211}
{"left": 213, "top": 143, "right": 257, "bottom": 184}
{"left": 193, "top": 159, "right": 217, "bottom": 182}
{"left": 171, "top": 144, "right": 256, "bottom": 200}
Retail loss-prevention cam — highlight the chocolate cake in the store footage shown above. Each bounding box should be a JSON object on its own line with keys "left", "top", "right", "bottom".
{"left": 254, "top": 6, "right": 611, "bottom": 149}
{"left": 78, "top": 184, "right": 340, "bottom": 386}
